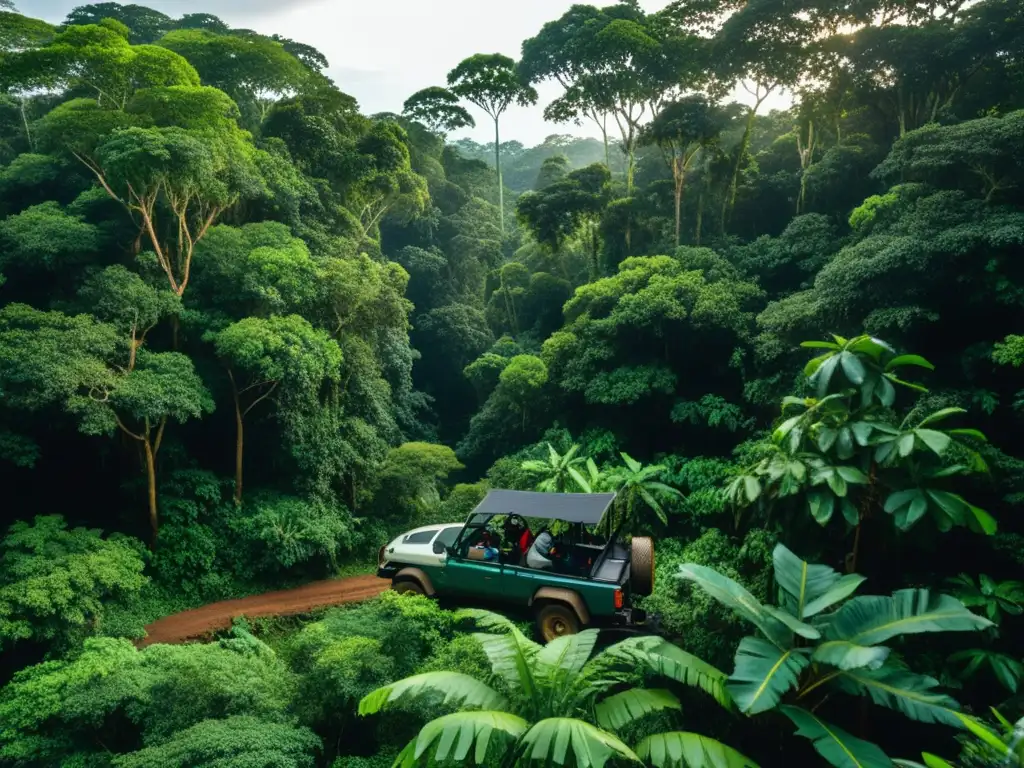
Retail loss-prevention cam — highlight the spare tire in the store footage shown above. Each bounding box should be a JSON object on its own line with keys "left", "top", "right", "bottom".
{"left": 630, "top": 537, "right": 655, "bottom": 596}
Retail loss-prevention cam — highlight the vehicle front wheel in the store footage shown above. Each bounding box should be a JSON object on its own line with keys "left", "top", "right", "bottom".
{"left": 536, "top": 603, "right": 580, "bottom": 642}
{"left": 392, "top": 579, "right": 424, "bottom": 596}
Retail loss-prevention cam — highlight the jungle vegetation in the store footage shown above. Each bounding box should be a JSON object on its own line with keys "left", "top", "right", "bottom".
{"left": 1, "top": 0, "right": 1023, "bottom": 765}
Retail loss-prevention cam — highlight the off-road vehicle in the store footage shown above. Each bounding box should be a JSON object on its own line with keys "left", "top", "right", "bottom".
{"left": 377, "top": 489, "right": 656, "bottom": 641}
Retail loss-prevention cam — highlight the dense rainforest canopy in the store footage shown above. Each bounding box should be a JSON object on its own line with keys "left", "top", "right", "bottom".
{"left": 1, "top": 0, "right": 1023, "bottom": 766}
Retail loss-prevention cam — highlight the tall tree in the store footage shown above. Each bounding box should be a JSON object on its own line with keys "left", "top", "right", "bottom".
{"left": 206, "top": 315, "right": 342, "bottom": 505}
{"left": 447, "top": 53, "right": 538, "bottom": 234}
{"left": 402, "top": 86, "right": 476, "bottom": 135}
{"left": 641, "top": 95, "right": 725, "bottom": 245}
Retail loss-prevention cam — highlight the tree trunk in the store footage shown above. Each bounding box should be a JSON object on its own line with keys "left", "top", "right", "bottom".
{"left": 144, "top": 438, "right": 158, "bottom": 548}
{"left": 233, "top": 383, "right": 244, "bottom": 505}
{"left": 721, "top": 106, "right": 757, "bottom": 234}
{"left": 495, "top": 119, "right": 504, "bottom": 235}
{"left": 19, "top": 98, "right": 33, "bottom": 152}
{"left": 674, "top": 164, "right": 684, "bottom": 248}
{"left": 626, "top": 139, "right": 637, "bottom": 195}
{"left": 695, "top": 189, "right": 705, "bottom": 245}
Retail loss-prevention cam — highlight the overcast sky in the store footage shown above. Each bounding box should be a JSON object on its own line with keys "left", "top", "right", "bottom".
{"left": 29, "top": 0, "right": 791, "bottom": 146}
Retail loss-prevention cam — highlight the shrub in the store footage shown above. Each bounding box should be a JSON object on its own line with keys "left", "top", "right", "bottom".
{"left": 0, "top": 515, "right": 148, "bottom": 653}
{"left": 639, "top": 528, "right": 775, "bottom": 669}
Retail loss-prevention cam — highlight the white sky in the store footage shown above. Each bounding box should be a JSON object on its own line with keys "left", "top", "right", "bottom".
{"left": 30, "top": 0, "right": 792, "bottom": 146}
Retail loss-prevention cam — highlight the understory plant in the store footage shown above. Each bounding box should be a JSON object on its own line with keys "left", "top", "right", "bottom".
{"left": 680, "top": 542, "right": 994, "bottom": 767}
{"left": 945, "top": 574, "right": 1024, "bottom": 694}
{"left": 358, "top": 610, "right": 754, "bottom": 767}
{"left": 726, "top": 335, "right": 995, "bottom": 571}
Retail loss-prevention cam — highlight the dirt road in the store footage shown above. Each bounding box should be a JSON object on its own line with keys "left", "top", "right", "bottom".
{"left": 140, "top": 574, "right": 388, "bottom": 646}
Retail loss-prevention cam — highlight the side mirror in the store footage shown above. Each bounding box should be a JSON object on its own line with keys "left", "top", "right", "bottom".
{"left": 432, "top": 539, "right": 446, "bottom": 555}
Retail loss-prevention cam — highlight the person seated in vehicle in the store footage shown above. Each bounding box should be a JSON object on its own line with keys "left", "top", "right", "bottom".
{"left": 503, "top": 515, "right": 532, "bottom": 565}
{"left": 526, "top": 528, "right": 562, "bottom": 571}
{"left": 467, "top": 528, "right": 500, "bottom": 562}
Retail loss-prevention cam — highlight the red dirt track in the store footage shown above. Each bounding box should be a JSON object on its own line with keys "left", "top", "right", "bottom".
{"left": 139, "top": 575, "right": 388, "bottom": 646}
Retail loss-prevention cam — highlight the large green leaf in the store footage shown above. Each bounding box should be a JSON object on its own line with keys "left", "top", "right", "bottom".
{"left": 473, "top": 628, "right": 541, "bottom": 697}
{"left": 812, "top": 641, "right": 890, "bottom": 671}
{"left": 358, "top": 672, "right": 507, "bottom": 716}
{"left": 772, "top": 543, "right": 866, "bottom": 620}
{"left": 595, "top": 689, "right": 680, "bottom": 731}
{"left": 636, "top": 732, "right": 759, "bottom": 768}
{"left": 727, "top": 637, "right": 810, "bottom": 715}
{"left": 837, "top": 666, "right": 963, "bottom": 727}
{"left": 392, "top": 710, "right": 529, "bottom": 767}
{"left": 679, "top": 564, "right": 793, "bottom": 649}
{"left": 537, "top": 629, "right": 599, "bottom": 676}
{"left": 780, "top": 705, "right": 892, "bottom": 768}
{"left": 517, "top": 717, "right": 641, "bottom": 767}
{"left": 592, "top": 636, "right": 731, "bottom": 709}
{"left": 764, "top": 605, "right": 821, "bottom": 639}
{"left": 828, "top": 589, "right": 994, "bottom": 645}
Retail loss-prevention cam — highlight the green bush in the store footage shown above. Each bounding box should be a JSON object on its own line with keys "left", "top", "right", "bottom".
{"left": 0, "top": 635, "right": 299, "bottom": 765}
{"left": 285, "top": 592, "right": 456, "bottom": 679}
{"left": 0, "top": 515, "right": 149, "bottom": 653}
{"left": 112, "top": 717, "right": 321, "bottom": 768}
{"left": 639, "top": 528, "right": 775, "bottom": 669}
{"left": 153, "top": 471, "right": 350, "bottom": 600}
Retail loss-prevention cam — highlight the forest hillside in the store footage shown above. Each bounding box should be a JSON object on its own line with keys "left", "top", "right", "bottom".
{"left": 0, "top": 0, "right": 1023, "bottom": 766}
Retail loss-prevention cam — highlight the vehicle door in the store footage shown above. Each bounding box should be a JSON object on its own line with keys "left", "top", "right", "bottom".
{"left": 441, "top": 521, "right": 505, "bottom": 600}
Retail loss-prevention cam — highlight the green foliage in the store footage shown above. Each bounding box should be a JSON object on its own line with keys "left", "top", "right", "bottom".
{"left": 0, "top": 634, "right": 298, "bottom": 766}
{"left": 603, "top": 452, "right": 683, "bottom": 529}
{"left": 680, "top": 543, "right": 993, "bottom": 767}
{"left": 373, "top": 442, "right": 464, "bottom": 523}
{"left": 641, "top": 529, "right": 775, "bottom": 669}
{"left": 112, "top": 716, "right": 321, "bottom": 768}
{"left": 727, "top": 335, "right": 994, "bottom": 540}
{"left": 3, "top": 5, "right": 1024, "bottom": 767}
{"left": 0, "top": 515, "right": 148, "bottom": 651}
{"left": 359, "top": 613, "right": 749, "bottom": 767}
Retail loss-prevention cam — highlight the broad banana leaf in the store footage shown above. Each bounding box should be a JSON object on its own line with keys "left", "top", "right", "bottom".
{"left": 679, "top": 564, "right": 793, "bottom": 649}
{"left": 537, "top": 629, "right": 600, "bottom": 676}
{"left": 455, "top": 608, "right": 523, "bottom": 634}
{"left": 780, "top": 705, "right": 893, "bottom": 768}
{"left": 473, "top": 628, "right": 542, "bottom": 696}
{"left": 837, "top": 666, "right": 963, "bottom": 727}
{"left": 727, "top": 637, "right": 810, "bottom": 715}
{"left": 595, "top": 688, "right": 681, "bottom": 731}
{"left": 812, "top": 640, "right": 890, "bottom": 671}
{"left": 636, "top": 732, "right": 759, "bottom": 768}
{"left": 828, "top": 589, "right": 994, "bottom": 645}
{"left": 772, "top": 543, "right": 866, "bottom": 619}
{"left": 764, "top": 605, "right": 821, "bottom": 640}
{"left": 359, "top": 671, "right": 507, "bottom": 716}
{"left": 517, "top": 717, "right": 641, "bottom": 766}
{"left": 593, "top": 636, "right": 732, "bottom": 708}
{"left": 392, "top": 710, "right": 529, "bottom": 767}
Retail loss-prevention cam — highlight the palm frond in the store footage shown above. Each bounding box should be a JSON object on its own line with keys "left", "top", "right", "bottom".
{"left": 359, "top": 672, "right": 507, "bottom": 716}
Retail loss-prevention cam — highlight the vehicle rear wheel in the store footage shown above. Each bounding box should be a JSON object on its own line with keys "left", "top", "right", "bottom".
{"left": 392, "top": 579, "right": 424, "bottom": 596}
{"left": 630, "top": 536, "right": 655, "bottom": 596}
{"left": 536, "top": 603, "right": 580, "bottom": 642}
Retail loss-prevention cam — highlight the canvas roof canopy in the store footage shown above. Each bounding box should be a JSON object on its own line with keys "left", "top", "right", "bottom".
{"left": 469, "top": 489, "right": 616, "bottom": 526}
